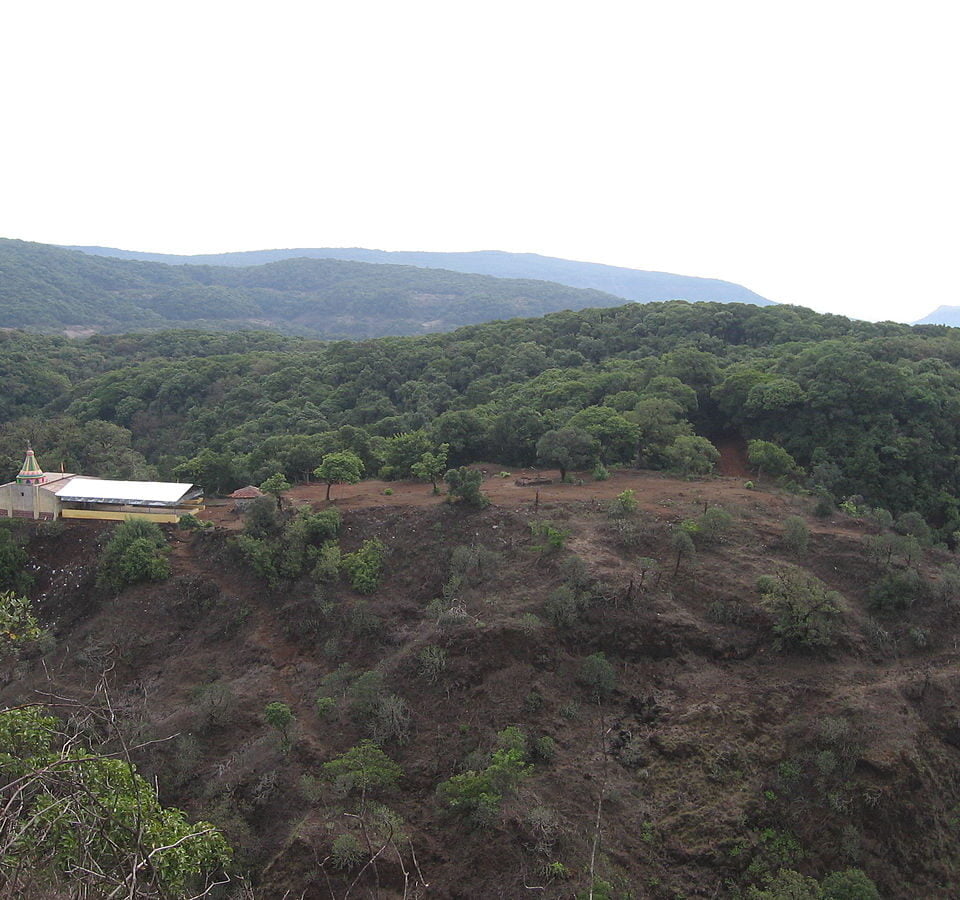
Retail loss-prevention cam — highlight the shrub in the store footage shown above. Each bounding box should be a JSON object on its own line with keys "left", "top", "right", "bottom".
{"left": 341, "top": 539, "right": 386, "bottom": 593}
{"left": 417, "top": 645, "right": 447, "bottom": 682}
{"left": 330, "top": 833, "right": 363, "bottom": 870}
{"left": 444, "top": 467, "right": 489, "bottom": 508}
{"left": 663, "top": 435, "right": 720, "bottom": 476}
{"left": 242, "top": 496, "right": 280, "bottom": 537}
{"left": 436, "top": 727, "right": 532, "bottom": 825}
{"left": 371, "top": 693, "right": 412, "bottom": 744}
{"left": 698, "top": 506, "right": 733, "bottom": 543}
{"left": 530, "top": 735, "right": 557, "bottom": 764}
{"left": 544, "top": 584, "right": 588, "bottom": 628}
{"left": 868, "top": 569, "right": 925, "bottom": 613}
{"left": 577, "top": 652, "right": 616, "bottom": 699}
{"left": 315, "top": 696, "right": 336, "bottom": 718}
{"left": 783, "top": 516, "right": 810, "bottom": 556}
{"left": 592, "top": 463, "right": 610, "bottom": 481}
{"left": 758, "top": 568, "right": 842, "bottom": 650}
{"left": 529, "top": 521, "right": 570, "bottom": 552}
{"left": 820, "top": 868, "right": 880, "bottom": 900}
{"left": 229, "top": 534, "right": 278, "bottom": 585}
{"left": 97, "top": 519, "right": 171, "bottom": 593}
{"left": 608, "top": 489, "right": 637, "bottom": 518}
{"left": 894, "top": 511, "right": 932, "bottom": 545}
{"left": 312, "top": 541, "right": 341, "bottom": 582}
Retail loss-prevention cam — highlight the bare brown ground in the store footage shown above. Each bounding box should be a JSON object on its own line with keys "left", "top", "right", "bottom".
{"left": 201, "top": 465, "right": 777, "bottom": 530}
{"left": 13, "top": 469, "right": 960, "bottom": 898}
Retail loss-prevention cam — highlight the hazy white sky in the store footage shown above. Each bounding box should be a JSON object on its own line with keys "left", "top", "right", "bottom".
{"left": 2, "top": 1, "right": 957, "bottom": 323}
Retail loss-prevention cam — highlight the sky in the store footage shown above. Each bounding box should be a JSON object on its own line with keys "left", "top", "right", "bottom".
{"left": 2, "top": 1, "right": 957, "bottom": 324}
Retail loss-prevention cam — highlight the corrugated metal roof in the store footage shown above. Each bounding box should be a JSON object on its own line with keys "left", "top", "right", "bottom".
{"left": 55, "top": 478, "right": 198, "bottom": 506}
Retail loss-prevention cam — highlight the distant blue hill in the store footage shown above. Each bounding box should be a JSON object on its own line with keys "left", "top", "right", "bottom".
{"left": 915, "top": 306, "right": 960, "bottom": 327}
{"left": 66, "top": 246, "right": 775, "bottom": 307}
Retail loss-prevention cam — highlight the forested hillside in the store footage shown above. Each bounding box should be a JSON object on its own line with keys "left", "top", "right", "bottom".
{"left": 2, "top": 300, "right": 960, "bottom": 535}
{"left": 0, "top": 239, "right": 626, "bottom": 337}
{"left": 6, "top": 299, "right": 960, "bottom": 897}
{"left": 67, "top": 244, "right": 775, "bottom": 306}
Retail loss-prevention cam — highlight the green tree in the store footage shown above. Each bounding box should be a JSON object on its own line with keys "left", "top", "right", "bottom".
{"left": 663, "top": 434, "right": 719, "bottom": 476}
{"left": 0, "top": 590, "right": 43, "bottom": 658}
{"left": 322, "top": 740, "right": 403, "bottom": 799}
{"left": 0, "top": 706, "right": 232, "bottom": 898}
{"left": 259, "top": 472, "right": 292, "bottom": 508}
{"left": 411, "top": 443, "right": 450, "bottom": 494}
{"left": 313, "top": 450, "right": 364, "bottom": 500}
{"left": 566, "top": 405, "right": 639, "bottom": 463}
{"left": 535, "top": 428, "right": 599, "bottom": 481}
{"left": 264, "top": 701, "right": 294, "bottom": 748}
{"left": 748, "top": 440, "right": 800, "bottom": 479}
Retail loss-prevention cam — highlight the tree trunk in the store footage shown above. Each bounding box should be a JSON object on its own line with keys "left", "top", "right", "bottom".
{"left": 326, "top": 481, "right": 332, "bottom": 501}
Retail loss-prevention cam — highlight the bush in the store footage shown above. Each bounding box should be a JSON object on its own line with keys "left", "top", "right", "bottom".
{"left": 698, "top": 506, "right": 733, "bottom": 543}
{"left": 608, "top": 489, "right": 637, "bottom": 518}
{"left": 417, "top": 645, "right": 447, "bottom": 682}
{"left": 663, "top": 435, "right": 720, "bottom": 476}
{"left": 868, "top": 569, "right": 925, "bottom": 613}
{"left": 444, "top": 467, "right": 489, "bottom": 508}
{"left": 577, "top": 652, "right": 616, "bottom": 699}
{"left": 758, "top": 568, "right": 842, "bottom": 650}
{"left": 820, "top": 868, "right": 880, "bottom": 900}
{"left": 783, "top": 516, "right": 810, "bottom": 556}
{"left": 592, "top": 463, "right": 610, "bottom": 481}
{"left": 341, "top": 539, "right": 386, "bottom": 593}
{"left": 330, "top": 833, "right": 363, "bottom": 870}
{"left": 97, "top": 519, "right": 171, "bottom": 593}
{"left": 437, "top": 727, "right": 532, "bottom": 825}
{"left": 529, "top": 521, "right": 570, "bottom": 552}
{"left": 544, "top": 584, "right": 588, "bottom": 628}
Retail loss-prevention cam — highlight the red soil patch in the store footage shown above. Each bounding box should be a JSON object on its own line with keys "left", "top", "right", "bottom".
{"left": 198, "top": 465, "right": 774, "bottom": 529}
{"left": 715, "top": 433, "right": 751, "bottom": 477}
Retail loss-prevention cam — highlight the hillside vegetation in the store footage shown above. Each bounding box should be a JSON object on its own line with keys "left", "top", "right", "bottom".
{"left": 2, "top": 300, "right": 960, "bottom": 532}
{"left": 3, "top": 469, "right": 960, "bottom": 897}
{"left": 0, "top": 239, "right": 626, "bottom": 338}
{"left": 66, "top": 244, "right": 775, "bottom": 306}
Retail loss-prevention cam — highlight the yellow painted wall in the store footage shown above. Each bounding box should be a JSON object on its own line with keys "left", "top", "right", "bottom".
{"left": 60, "top": 509, "right": 184, "bottom": 523}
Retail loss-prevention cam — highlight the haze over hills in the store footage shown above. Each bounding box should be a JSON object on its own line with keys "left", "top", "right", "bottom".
{"left": 0, "top": 238, "right": 636, "bottom": 338}
{"left": 66, "top": 244, "right": 776, "bottom": 307}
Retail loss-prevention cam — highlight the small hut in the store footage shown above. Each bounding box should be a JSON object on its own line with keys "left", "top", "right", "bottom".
{"left": 227, "top": 485, "right": 265, "bottom": 512}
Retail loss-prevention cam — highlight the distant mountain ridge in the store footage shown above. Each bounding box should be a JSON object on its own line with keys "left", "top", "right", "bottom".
{"left": 0, "top": 238, "right": 639, "bottom": 338}
{"left": 66, "top": 245, "right": 775, "bottom": 307}
{"left": 915, "top": 306, "right": 960, "bottom": 327}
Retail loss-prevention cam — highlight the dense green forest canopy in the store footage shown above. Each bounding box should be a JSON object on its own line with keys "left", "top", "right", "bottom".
{"left": 3, "top": 300, "right": 960, "bottom": 532}
{"left": 0, "top": 238, "right": 632, "bottom": 338}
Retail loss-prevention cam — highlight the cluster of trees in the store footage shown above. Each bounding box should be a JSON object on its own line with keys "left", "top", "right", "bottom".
{"left": 3, "top": 300, "right": 960, "bottom": 531}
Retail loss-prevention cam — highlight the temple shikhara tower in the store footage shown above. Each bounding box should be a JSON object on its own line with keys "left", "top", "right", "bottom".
{"left": 0, "top": 446, "right": 203, "bottom": 522}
